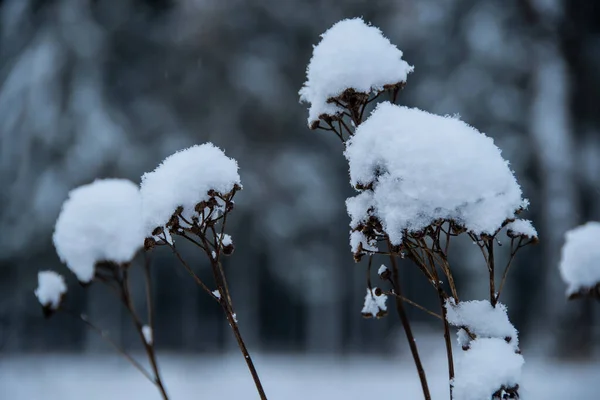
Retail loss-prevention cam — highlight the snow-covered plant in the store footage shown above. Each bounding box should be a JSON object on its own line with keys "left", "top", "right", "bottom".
{"left": 300, "top": 17, "right": 538, "bottom": 400}
{"left": 140, "top": 143, "right": 267, "bottom": 400}
{"left": 559, "top": 222, "right": 600, "bottom": 299}
{"left": 39, "top": 149, "right": 267, "bottom": 399}
{"left": 43, "top": 178, "right": 169, "bottom": 399}
{"left": 35, "top": 271, "right": 67, "bottom": 316}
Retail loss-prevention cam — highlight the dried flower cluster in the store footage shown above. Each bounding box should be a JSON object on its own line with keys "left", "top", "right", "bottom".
{"left": 36, "top": 144, "right": 267, "bottom": 400}
{"left": 300, "top": 17, "right": 538, "bottom": 400}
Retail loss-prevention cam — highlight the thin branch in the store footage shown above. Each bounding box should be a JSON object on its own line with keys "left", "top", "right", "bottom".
{"left": 168, "top": 242, "right": 217, "bottom": 299}
{"left": 387, "top": 239, "right": 431, "bottom": 400}
{"left": 120, "top": 270, "right": 169, "bottom": 400}
{"left": 496, "top": 237, "right": 523, "bottom": 302}
{"left": 65, "top": 310, "right": 154, "bottom": 383}
{"left": 143, "top": 252, "right": 154, "bottom": 332}
{"left": 384, "top": 291, "right": 443, "bottom": 320}
{"left": 424, "top": 246, "right": 454, "bottom": 399}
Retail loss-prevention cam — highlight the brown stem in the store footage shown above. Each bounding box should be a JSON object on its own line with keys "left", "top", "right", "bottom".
{"left": 496, "top": 238, "right": 523, "bottom": 302}
{"left": 384, "top": 290, "right": 443, "bottom": 320}
{"left": 199, "top": 233, "right": 268, "bottom": 400}
{"left": 487, "top": 239, "right": 497, "bottom": 307}
{"left": 66, "top": 310, "right": 154, "bottom": 383}
{"left": 168, "top": 243, "right": 216, "bottom": 299}
{"left": 221, "top": 301, "right": 268, "bottom": 400}
{"left": 121, "top": 269, "right": 169, "bottom": 400}
{"left": 387, "top": 240, "right": 431, "bottom": 400}
{"left": 424, "top": 248, "right": 454, "bottom": 399}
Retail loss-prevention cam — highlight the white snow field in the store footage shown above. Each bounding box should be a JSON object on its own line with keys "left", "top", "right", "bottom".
{"left": 1, "top": 352, "right": 597, "bottom": 399}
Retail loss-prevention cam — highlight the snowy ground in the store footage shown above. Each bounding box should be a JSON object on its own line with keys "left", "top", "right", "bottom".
{"left": 1, "top": 352, "right": 598, "bottom": 399}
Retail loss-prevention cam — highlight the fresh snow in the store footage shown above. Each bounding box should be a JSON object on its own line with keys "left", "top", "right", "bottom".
{"left": 452, "top": 338, "right": 524, "bottom": 400}
{"left": 140, "top": 144, "right": 240, "bottom": 237}
{"left": 34, "top": 271, "right": 67, "bottom": 310}
{"left": 299, "top": 18, "right": 413, "bottom": 126}
{"left": 142, "top": 325, "right": 153, "bottom": 345}
{"left": 506, "top": 219, "right": 538, "bottom": 239}
{"left": 559, "top": 222, "right": 600, "bottom": 295}
{"left": 349, "top": 230, "right": 377, "bottom": 254}
{"left": 344, "top": 103, "right": 526, "bottom": 245}
{"left": 219, "top": 234, "right": 233, "bottom": 247}
{"left": 3, "top": 353, "right": 598, "bottom": 400}
{"left": 361, "top": 288, "right": 387, "bottom": 318}
{"left": 212, "top": 290, "right": 221, "bottom": 300}
{"left": 445, "top": 299, "right": 518, "bottom": 348}
{"left": 53, "top": 179, "right": 144, "bottom": 283}
{"left": 377, "top": 265, "right": 388, "bottom": 276}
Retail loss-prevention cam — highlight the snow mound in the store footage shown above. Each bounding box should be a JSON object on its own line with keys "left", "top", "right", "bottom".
{"left": 35, "top": 271, "right": 67, "bottom": 310}
{"left": 299, "top": 18, "right": 413, "bottom": 127}
{"left": 344, "top": 103, "right": 526, "bottom": 245}
{"left": 53, "top": 179, "right": 144, "bottom": 283}
{"left": 506, "top": 219, "right": 538, "bottom": 239}
{"left": 361, "top": 288, "right": 387, "bottom": 318}
{"left": 559, "top": 222, "right": 600, "bottom": 296}
{"left": 453, "top": 338, "right": 524, "bottom": 400}
{"left": 445, "top": 299, "right": 518, "bottom": 349}
{"left": 140, "top": 144, "right": 241, "bottom": 236}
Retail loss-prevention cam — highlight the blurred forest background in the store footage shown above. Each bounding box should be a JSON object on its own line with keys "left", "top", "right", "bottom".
{"left": 0, "top": 0, "right": 599, "bottom": 359}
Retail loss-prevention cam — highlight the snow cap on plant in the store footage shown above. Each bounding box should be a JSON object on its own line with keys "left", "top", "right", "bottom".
{"left": 140, "top": 143, "right": 241, "bottom": 244}
{"left": 361, "top": 287, "right": 387, "bottom": 318}
{"left": 299, "top": 18, "right": 413, "bottom": 129}
{"left": 505, "top": 219, "right": 538, "bottom": 242}
{"left": 35, "top": 270, "right": 67, "bottom": 317}
{"left": 53, "top": 179, "right": 144, "bottom": 283}
{"left": 345, "top": 103, "right": 528, "bottom": 258}
{"left": 559, "top": 221, "right": 600, "bottom": 298}
{"left": 452, "top": 337, "right": 524, "bottom": 400}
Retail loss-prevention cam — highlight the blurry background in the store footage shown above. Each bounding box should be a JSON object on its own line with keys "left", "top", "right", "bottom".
{"left": 0, "top": 0, "right": 599, "bottom": 396}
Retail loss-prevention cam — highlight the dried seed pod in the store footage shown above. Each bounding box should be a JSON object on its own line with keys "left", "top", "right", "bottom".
{"left": 222, "top": 243, "right": 235, "bottom": 256}
{"left": 144, "top": 237, "right": 156, "bottom": 250}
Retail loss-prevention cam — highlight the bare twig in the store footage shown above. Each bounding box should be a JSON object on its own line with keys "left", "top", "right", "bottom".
{"left": 383, "top": 290, "right": 443, "bottom": 320}
{"left": 387, "top": 239, "right": 431, "bottom": 400}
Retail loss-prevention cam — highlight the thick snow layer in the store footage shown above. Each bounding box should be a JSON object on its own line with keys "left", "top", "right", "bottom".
{"left": 559, "top": 222, "right": 600, "bottom": 295}
{"left": 3, "top": 353, "right": 598, "bottom": 400}
{"left": 506, "top": 219, "right": 538, "bottom": 239}
{"left": 361, "top": 288, "right": 387, "bottom": 317}
{"left": 344, "top": 103, "right": 526, "bottom": 245}
{"left": 140, "top": 144, "right": 240, "bottom": 236}
{"left": 34, "top": 271, "right": 67, "bottom": 310}
{"left": 446, "top": 299, "right": 518, "bottom": 348}
{"left": 53, "top": 179, "right": 144, "bottom": 283}
{"left": 453, "top": 338, "right": 524, "bottom": 400}
{"left": 299, "top": 18, "right": 413, "bottom": 126}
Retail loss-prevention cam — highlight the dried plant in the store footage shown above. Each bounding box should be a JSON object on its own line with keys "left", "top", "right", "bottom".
{"left": 300, "top": 18, "right": 538, "bottom": 400}
{"left": 37, "top": 145, "right": 267, "bottom": 400}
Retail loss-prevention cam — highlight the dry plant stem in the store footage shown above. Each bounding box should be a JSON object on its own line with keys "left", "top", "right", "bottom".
{"left": 143, "top": 252, "right": 154, "bottom": 331}
{"left": 386, "top": 240, "right": 431, "bottom": 400}
{"left": 198, "top": 233, "right": 268, "bottom": 400}
{"left": 422, "top": 245, "right": 454, "bottom": 400}
{"left": 119, "top": 268, "right": 169, "bottom": 400}
{"left": 496, "top": 237, "right": 524, "bottom": 302}
{"left": 168, "top": 243, "right": 215, "bottom": 298}
{"left": 66, "top": 310, "right": 155, "bottom": 383}
{"left": 486, "top": 240, "right": 497, "bottom": 307}
{"left": 383, "top": 290, "right": 443, "bottom": 320}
